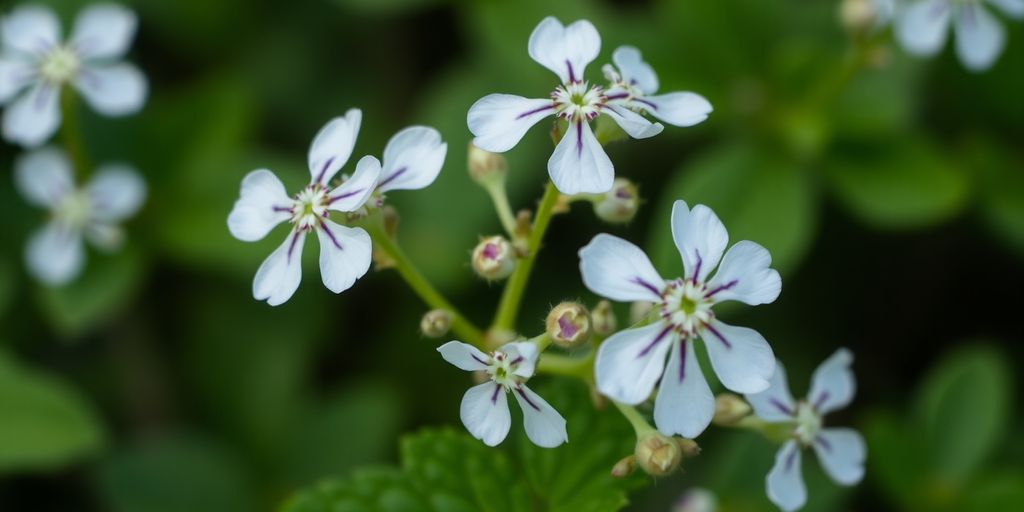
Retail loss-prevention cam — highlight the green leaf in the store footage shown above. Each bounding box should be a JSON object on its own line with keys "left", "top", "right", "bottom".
{"left": 826, "top": 139, "right": 971, "bottom": 230}
{"left": 972, "top": 139, "right": 1024, "bottom": 257}
{"left": 647, "top": 142, "right": 817, "bottom": 278}
{"left": 963, "top": 472, "right": 1024, "bottom": 512}
{"left": 916, "top": 344, "right": 1012, "bottom": 484}
{"left": 863, "top": 411, "right": 929, "bottom": 509}
{"left": 96, "top": 435, "right": 257, "bottom": 512}
{"left": 0, "top": 351, "right": 104, "bottom": 471}
{"left": 333, "top": 0, "right": 441, "bottom": 15}
{"left": 0, "top": 256, "right": 15, "bottom": 320}
{"left": 283, "top": 469, "right": 431, "bottom": 512}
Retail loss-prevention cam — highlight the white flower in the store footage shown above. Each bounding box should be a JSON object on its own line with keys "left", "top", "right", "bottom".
{"left": 580, "top": 200, "right": 781, "bottom": 438}
{"left": 0, "top": 3, "right": 147, "bottom": 147}
{"left": 745, "top": 349, "right": 866, "bottom": 512}
{"left": 601, "top": 46, "right": 712, "bottom": 130}
{"left": 15, "top": 147, "right": 145, "bottom": 285}
{"left": 896, "top": 0, "right": 1024, "bottom": 71}
{"left": 227, "top": 109, "right": 447, "bottom": 306}
{"left": 466, "top": 17, "right": 711, "bottom": 196}
{"left": 437, "top": 340, "right": 568, "bottom": 448}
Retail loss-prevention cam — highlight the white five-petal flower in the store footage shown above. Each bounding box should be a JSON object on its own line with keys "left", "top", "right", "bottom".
{"left": 0, "top": 3, "right": 147, "bottom": 147}
{"left": 467, "top": 17, "right": 711, "bottom": 195}
{"left": 746, "top": 349, "right": 866, "bottom": 512}
{"left": 15, "top": 147, "right": 145, "bottom": 285}
{"left": 896, "top": 0, "right": 1024, "bottom": 71}
{"left": 227, "top": 109, "right": 447, "bottom": 306}
{"left": 579, "top": 200, "right": 781, "bottom": 438}
{"left": 437, "top": 340, "right": 568, "bottom": 448}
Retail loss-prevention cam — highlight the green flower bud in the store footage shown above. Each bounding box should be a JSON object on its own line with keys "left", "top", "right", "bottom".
{"left": 468, "top": 143, "right": 507, "bottom": 186}
{"left": 712, "top": 393, "right": 752, "bottom": 426}
{"left": 591, "top": 300, "right": 617, "bottom": 337}
{"left": 593, "top": 178, "right": 639, "bottom": 224}
{"left": 420, "top": 309, "right": 452, "bottom": 338}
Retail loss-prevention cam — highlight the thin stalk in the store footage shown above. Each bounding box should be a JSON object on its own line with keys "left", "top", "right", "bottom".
{"left": 60, "top": 89, "right": 91, "bottom": 176}
{"left": 486, "top": 182, "right": 518, "bottom": 238}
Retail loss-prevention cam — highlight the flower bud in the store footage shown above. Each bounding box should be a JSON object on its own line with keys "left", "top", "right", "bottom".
{"left": 839, "top": 0, "right": 877, "bottom": 35}
{"left": 610, "top": 455, "right": 636, "bottom": 478}
{"left": 594, "top": 178, "right": 639, "bottom": 224}
{"left": 546, "top": 302, "right": 592, "bottom": 349}
{"left": 591, "top": 300, "right": 617, "bottom": 337}
{"left": 635, "top": 432, "right": 684, "bottom": 477}
{"left": 713, "top": 393, "right": 752, "bottom": 426}
{"left": 468, "top": 143, "right": 507, "bottom": 185}
{"left": 420, "top": 309, "right": 452, "bottom": 338}
{"left": 630, "top": 301, "right": 655, "bottom": 324}
{"left": 472, "top": 236, "right": 516, "bottom": 280}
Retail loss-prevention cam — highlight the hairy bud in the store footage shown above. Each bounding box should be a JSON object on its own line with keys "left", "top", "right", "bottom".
{"left": 635, "top": 432, "right": 685, "bottom": 477}
{"left": 420, "top": 309, "right": 452, "bottom": 338}
{"left": 594, "top": 178, "right": 639, "bottom": 224}
{"left": 546, "top": 302, "right": 592, "bottom": 348}
{"left": 468, "top": 143, "right": 507, "bottom": 185}
{"left": 472, "top": 236, "right": 516, "bottom": 280}
{"left": 713, "top": 393, "right": 752, "bottom": 426}
{"left": 591, "top": 300, "right": 617, "bottom": 337}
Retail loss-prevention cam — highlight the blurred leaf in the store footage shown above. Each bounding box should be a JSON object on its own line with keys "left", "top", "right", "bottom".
{"left": 34, "top": 247, "right": 145, "bottom": 338}
{"left": 0, "top": 351, "right": 104, "bottom": 470}
{"left": 863, "top": 411, "right": 929, "bottom": 509}
{"left": 826, "top": 139, "right": 971, "bottom": 230}
{"left": 0, "top": 256, "right": 15, "bottom": 320}
{"left": 334, "top": 0, "right": 441, "bottom": 15}
{"left": 963, "top": 472, "right": 1024, "bottom": 512}
{"left": 96, "top": 435, "right": 256, "bottom": 512}
{"left": 832, "top": 55, "right": 923, "bottom": 140}
{"left": 647, "top": 142, "right": 817, "bottom": 278}
{"left": 916, "top": 344, "right": 1011, "bottom": 484}
{"left": 972, "top": 140, "right": 1024, "bottom": 256}
{"left": 283, "top": 468, "right": 431, "bottom": 512}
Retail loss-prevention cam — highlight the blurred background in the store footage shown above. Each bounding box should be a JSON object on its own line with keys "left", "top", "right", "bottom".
{"left": 0, "top": 0, "right": 1022, "bottom": 510}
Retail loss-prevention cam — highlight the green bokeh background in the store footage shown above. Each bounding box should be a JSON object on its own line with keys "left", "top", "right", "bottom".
{"left": 0, "top": 0, "right": 1022, "bottom": 510}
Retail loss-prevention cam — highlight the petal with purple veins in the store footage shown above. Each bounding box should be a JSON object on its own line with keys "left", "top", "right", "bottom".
{"left": 654, "top": 340, "right": 715, "bottom": 438}
{"left": 253, "top": 230, "right": 306, "bottom": 306}
{"left": 595, "top": 322, "right": 677, "bottom": 404}
{"left": 460, "top": 382, "right": 512, "bottom": 447}
{"left": 308, "top": 109, "right": 361, "bottom": 185}
{"left": 316, "top": 220, "right": 371, "bottom": 294}
{"left": 548, "top": 119, "right": 613, "bottom": 194}
{"left": 578, "top": 233, "right": 666, "bottom": 302}
{"left": 467, "top": 94, "right": 554, "bottom": 153}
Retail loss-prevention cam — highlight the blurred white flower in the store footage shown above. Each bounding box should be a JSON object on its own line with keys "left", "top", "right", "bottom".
{"left": 896, "top": 0, "right": 1024, "bottom": 71}
{"left": 228, "top": 109, "right": 447, "bottom": 306}
{"left": 745, "top": 349, "right": 866, "bottom": 512}
{"left": 467, "top": 17, "right": 710, "bottom": 195}
{"left": 437, "top": 340, "right": 568, "bottom": 448}
{"left": 0, "top": 3, "right": 147, "bottom": 147}
{"left": 15, "top": 148, "right": 145, "bottom": 285}
{"left": 580, "top": 200, "right": 780, "bottom": 439}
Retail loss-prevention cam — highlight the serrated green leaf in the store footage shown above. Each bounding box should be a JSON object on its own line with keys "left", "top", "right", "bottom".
{"left": 283, "top": 469, "right": 431, "bottom": 512}
{"left": 0, "top": 351, "right": 104, "bottom": 471}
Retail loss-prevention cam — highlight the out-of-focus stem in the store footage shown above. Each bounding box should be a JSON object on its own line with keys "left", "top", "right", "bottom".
{"left": 613, "top": 400, "right": 654, "bottom": 435}
{"left": 60, "top": 89, "right": 91, "bottom": 176}
{"left": 486, "top": 182, "right": 518, "bottom": 238}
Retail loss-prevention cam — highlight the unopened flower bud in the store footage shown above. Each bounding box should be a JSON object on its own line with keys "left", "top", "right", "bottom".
{"left": 468, "top": 143, "right": 507, "bottom": 185}
{"left": 610, "top": 455, "right": 636, "bottom": 478}
{"left": 630, "top": 301, "right": 655, "bottom": 324}
{"left": 594, "top": 178, "right": 639, "bottom": 224}
{"left": 713, "top": 393, "right": 752, "bottom": 426}
{"left": 591, "top": 300, "right": 617, "bottom": 337}
{"left": 839, "top": 0, "right": 877, "bottom": 34}
{"left": 472, "top": 236, "right": 516, "bottom": 280}
{"left": 546, "top": 302, "right": 591, "bottom": 348}
{"left": 420, "top": 309, "right": 452, "bottom": 338}
{"left": 635, "top": 432, "right": 684, "bottom": 477}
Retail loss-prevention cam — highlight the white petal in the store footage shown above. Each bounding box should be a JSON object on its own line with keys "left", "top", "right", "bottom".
{"left": 595, "top": 322, "right": 677, "bottom": 404}
{"left": 706, "top": 240, "right": 781, "bottom": 306}
{"left": 467, "top": 94, "right": 553, "bottom": 153}
{"left": 327, "top": 155, "right": 380, "bottom": 212}
{"left": 86, "top": 164, "right": 145, "bottom": 223}
{"left": 954, "top": 4, "right": 1005, "bottom": 71}
{"left": 0, "top": 58, "right": 33, "bottom": 102}
{"left": 74, "top": 63, "right": 147, "bottom": 116}
{"left": 308, "top": 109, "right": 361, "bottom": 185}
{"left": 227, "top": 169, "right": 292, "bottom": 242}
{"left": 460, "top": 382, "right": 512, "bottom": 447}
{"left": 513, "top": 384, "right": 568, "bottom": 448}
{"left": 14, "top": 148, "right": 74, "bottom": 208}
{"left": 3, "top": 84, "right": 61, "bottom": 147}
{"left": 612, "top": 46, "right": 659, "bottom": 95}
{"left": 766, "top": 441, "right": 807, "bottom": 512}
{"left": 253, "top": 230, "right": 305, "bottom": 306}
{"left": 437, "top": 341, "right": 489, "bottom": 372}
{"left": 548, "top": 120, "right": 614, "bottom": 194}
{"left": 989, "top": 0, "right": 1024, "bottom": 18}
{"left": 702, "top": 320, "right": 775, "bottom": 394}
{"left": 378, "top": 126, "right": 447, "bottom": 192}
{"left": 813, "top": 428, "right": 866, "bottom": 486}
{"left": 501, "top": 341, "right": 539, "bottom": 378}
{"left": 2, "top": 5, "right": 60, "bottom": 56}
{"left": 527, "top": 17, "right": 600, "bottom": 83}
{"left": 653, "top": 340, "right": 715, "bottom": 438}
{"left": 671, "top": 201, "right": 729, "bottom": 283}
{"left": 69, "top": 3, "right": 137, "bottom": 60}
{"left": 603, "top": 104, "right": 663, "bottom": 139}
{"left": 315, "top": 220, "right": 371, "bottom": 294}
{"left": 25, "top": 222, "right": 84, "bottom": 286}
{"left": 578, "top": 233, "right": 665, "bottom": 302}
{"left": 808, "top": 348, "right": 856, "bottom": 415}
{"left": 635, "top": 92, "right": 711, "bottom": 127}
{"left": 745, "top": 360, "right": 797, "bottom": 422}
{"left": 897, "top": 0, "right": 951, "bottom": 56}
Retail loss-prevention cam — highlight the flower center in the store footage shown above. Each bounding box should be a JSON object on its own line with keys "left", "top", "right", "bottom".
{"left": 793, "top": 401, "right": 822, "bottom": 446}
{"left": 659, "top": 278, "right": 715, "bottom": 337}
{"left": 290, "top": 184, "right": 329, "bottom": 231}
{"left": 601, "top": 64, "right": 643, "bottom": 101}
{"left": 55, "top": 190, "right": 92, "bottom": 229}
{"left": 552, "top": 81, "right": 604, "bottom": 123}
{"left": 39, "top": 46, "right": 80, "bottom": 84}
{"left": 486, "top": 350, "right": 522, "bottom": 388}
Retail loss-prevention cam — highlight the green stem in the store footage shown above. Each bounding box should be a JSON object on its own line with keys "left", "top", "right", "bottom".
{"left": 492, "top": 180, "right": 560, "bottom": 331}
{"left": 613, "top": 400, "right": 654, "bottom": 435}
{"left": 60, "top": 89, "right": 90, "bottom": 176}
{"left": 368, "top": 227, "right": 485, "bottom": 348}
{"left": 486, "top": 182, "right": 517, "bottom": 238}
{"left": 536, "top": 352, "right": 591, "bottom": 378}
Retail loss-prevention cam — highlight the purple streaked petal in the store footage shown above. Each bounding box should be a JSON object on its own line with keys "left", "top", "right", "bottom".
{"left": 595, "top": 322, "right": 676, "bottom": 404}
{"left": 513, "top": 384, "right": 568, "bottom": 447}
{"left": 808, "top": 348, "right": 855, "bottom": 415}
{"left": 702, "top": 319, "right": 774, "bottom": 394}
{"left": 437, "top": 341, "right": 490, "bottom": 372}
{"left": 744, "top": 359, "right": 797, "bottom": 422}
{"left": 228, "top": 169, "right": 292, "bottom": 242}
{"left": 253, "top": 230, "right": 305, "bottom": 306}
{"left": 767, "top": 441, "right": 806, "bottom": 511}
{"left": 468, "top": 94, "right": 553, "bottom": 153}
{"left": 637, "top": 324, "right": 674, "bottom": 358}
{"left": 547, "top": 116, "right": 613, "bottom": 194}
{"left": 653, "top": 340, "right": 714, "bottom": 437}
{"left": 706, "top": 240, "right": 780, "bottom": 306}
{"left": 579, "top": 233, "right": 665, "bottom": 302}
{"left": 316, "top": 220, "right": 372, "bottom": 294}
{"left": 460, "top": 381, "right": 511, "bottom": 446}
{"left": 670, "top": 201, "right": 728, "bottom": 284}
